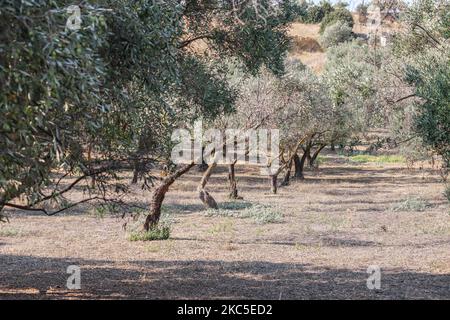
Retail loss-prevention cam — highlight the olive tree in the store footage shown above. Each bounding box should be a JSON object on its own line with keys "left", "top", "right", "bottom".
{"left": 0, "top": 0, "right": 301, "bottom": 229}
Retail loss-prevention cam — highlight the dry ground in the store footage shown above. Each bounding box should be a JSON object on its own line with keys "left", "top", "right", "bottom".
{"left": 288, "top": 19, "right": 400, "bottom": 74}
{"left": 289, "top": 22, "right": 326, "bottom": 73}
{"left": 1, "top": 152, "right": 449, "bottom": 299}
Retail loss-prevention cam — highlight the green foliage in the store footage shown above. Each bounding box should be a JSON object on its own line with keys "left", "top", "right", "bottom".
{"left": 393, "top": 0, "right": 449, "bottom": 55}
{"left": 323, "top": 40, "right": 379, "bottom": 138}
{"left": 0, "top": 0, "right": 299, "bottom": 211}
{"left": 319, "top": 7, "right": 353, "bottom": 34}
{"left": 407, "top": 54, "right": 450, "bottom": 169}
{"left": 298, "top": 1, "right": 334, "bottom": 24}
{"left": 319, "top": 21, "right": 353, "bottom": 48}
{"left": 0, "top": 0, "right": 109, "bottom": 205}
{"left": 128, "top": 226, "right": 170, "bottom": 241}
{"left": 394, "top": 0, "right": 450, "bottom": 172}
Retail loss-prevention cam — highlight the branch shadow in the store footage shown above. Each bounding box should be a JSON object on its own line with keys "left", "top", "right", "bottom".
{"left": 1, "top": 255, "right": 449, "bottom": 299}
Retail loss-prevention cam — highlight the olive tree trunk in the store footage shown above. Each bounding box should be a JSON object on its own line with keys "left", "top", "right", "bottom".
{"left": 310, "top": 144, "right": 326, "bottom": 168}
{"left": 293, "top": 154, "right": 302, "bottom": 178}
{"left": 198, "top": 163, "right": 219, "bottom": 209}
{"left": 280, "top": 159, "right": 293, "bottom": 186}
{"left": 143, "top": 163, "right": 194, "bottom": 231}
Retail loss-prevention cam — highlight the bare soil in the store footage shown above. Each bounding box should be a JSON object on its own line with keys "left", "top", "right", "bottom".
{"left": 1, "top": 153, "right": 449, "bottom": 299}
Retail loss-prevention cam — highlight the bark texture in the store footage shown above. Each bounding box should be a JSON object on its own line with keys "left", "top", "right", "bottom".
{"left": 143, "top": 163, "right": 194, "bottom": 231}
{"left": 197, "top": 163, "right": 219, "bottom": 209}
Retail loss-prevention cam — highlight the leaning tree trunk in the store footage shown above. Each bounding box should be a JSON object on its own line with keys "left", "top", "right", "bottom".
{"left": 280, "top": 159, "right": 292, "bottom": 187}
{"left": 197, "top": 163, "right": 218, "bottom": 209}
{"left": 294, "top": 145, "right": 310, "bottom": 180}
{"left": 228, "top": 163, "right": 241, "bottom": 199}
{"left": 310, "top": 144, "right": 326, "bottom": 168}
{"left": 297, "top": 150, "right": 309, "bottom": 179}
{"left": 143, "top": 163, "right": 194, "bottom": 231}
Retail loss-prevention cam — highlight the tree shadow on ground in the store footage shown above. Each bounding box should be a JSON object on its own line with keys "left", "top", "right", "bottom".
{"left": 1, "top": 254, "right": 449, "bottom": 299}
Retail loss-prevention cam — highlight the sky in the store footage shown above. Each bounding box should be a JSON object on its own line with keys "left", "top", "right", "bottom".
{"left": 309, "top": 0, "right": 413, "bottom": 10}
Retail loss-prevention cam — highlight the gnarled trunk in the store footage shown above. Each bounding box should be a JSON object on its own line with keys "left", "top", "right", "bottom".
{"left": 293, "top": 154, "right": 302, "bottom": 178}
{"left": 143, "top": 163, "right": 194, "bottom": 231}
{"left": 298, "top": 150, "right": 309, "bottom": 179}
{"left": 310, "top": 144, "right": 326, "bottom": 168}
{"left": 294, "top": 146, "right": 310, "bottom": 180}
{"left": 198, "top": 163, "right": 218, "bottom": 209}
{"left": 280, "top": 159, "right": 292, "bottom": 186}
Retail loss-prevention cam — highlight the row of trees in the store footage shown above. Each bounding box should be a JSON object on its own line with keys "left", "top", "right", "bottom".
{"left": 1, "top": 0, "right": 449, "bottom": 230}
{"left": 0, "top": 0, "right": 299, "bottom": 226}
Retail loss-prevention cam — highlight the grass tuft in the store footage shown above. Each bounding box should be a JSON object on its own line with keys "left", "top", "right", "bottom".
{"left": 0, "top": 228, "right": 20, "bottom": 237}
{"left": 128, "top": 226, "right": 170, "bottom": 241}
{"left": 349, "top": 154, "right": 405, "bottom": 164}
{"left": 206, "top": 201, "right": 283, "bottom": 224}
{"left": 391, "top": 196, "right": 430, "bottom": 212}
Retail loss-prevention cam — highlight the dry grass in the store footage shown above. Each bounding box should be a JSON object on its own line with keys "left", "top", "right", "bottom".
{"left": 1, "top": 151, "right": 449, "bottom": 299}
{"left": 288, "top": 23, "right": 326, "bottom": 73}
{"left": 289, "top": 23, "right": 321, "bottom": 40}
{"left": 287, "top": 19, "right": 401, "bottom": 74}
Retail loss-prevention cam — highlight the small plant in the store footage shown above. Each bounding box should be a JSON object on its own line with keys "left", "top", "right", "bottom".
{"left": 126, "top": 206, "right": 174, "bottom": 241}
{"left": 128, "top": 226, "right": 170, "bottom": 241}
{"left": 206, "top": 201, "right": 283, "bottom": 224}
{"left": 391, "top": 196, "right": 431, "bottom": 212}
{"left": 0, "top": 228, "right": 20, "bottom": 237}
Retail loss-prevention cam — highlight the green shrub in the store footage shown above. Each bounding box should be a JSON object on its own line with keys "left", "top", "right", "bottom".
{"left": 319, "top": 21, "right": 353, "bottom": 48}
{"left": 319, "top": 8, "right": 354, "bottom": 34}
{"left": 128, "top": 226, "right": 170, "bottom": 241}
{"left": 296, "top": 1, "right": 334, "bottom": 24}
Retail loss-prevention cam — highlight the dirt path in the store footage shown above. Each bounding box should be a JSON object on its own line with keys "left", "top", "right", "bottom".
{"left": 1, "top": 155, "right": 449, "bottom": 299}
